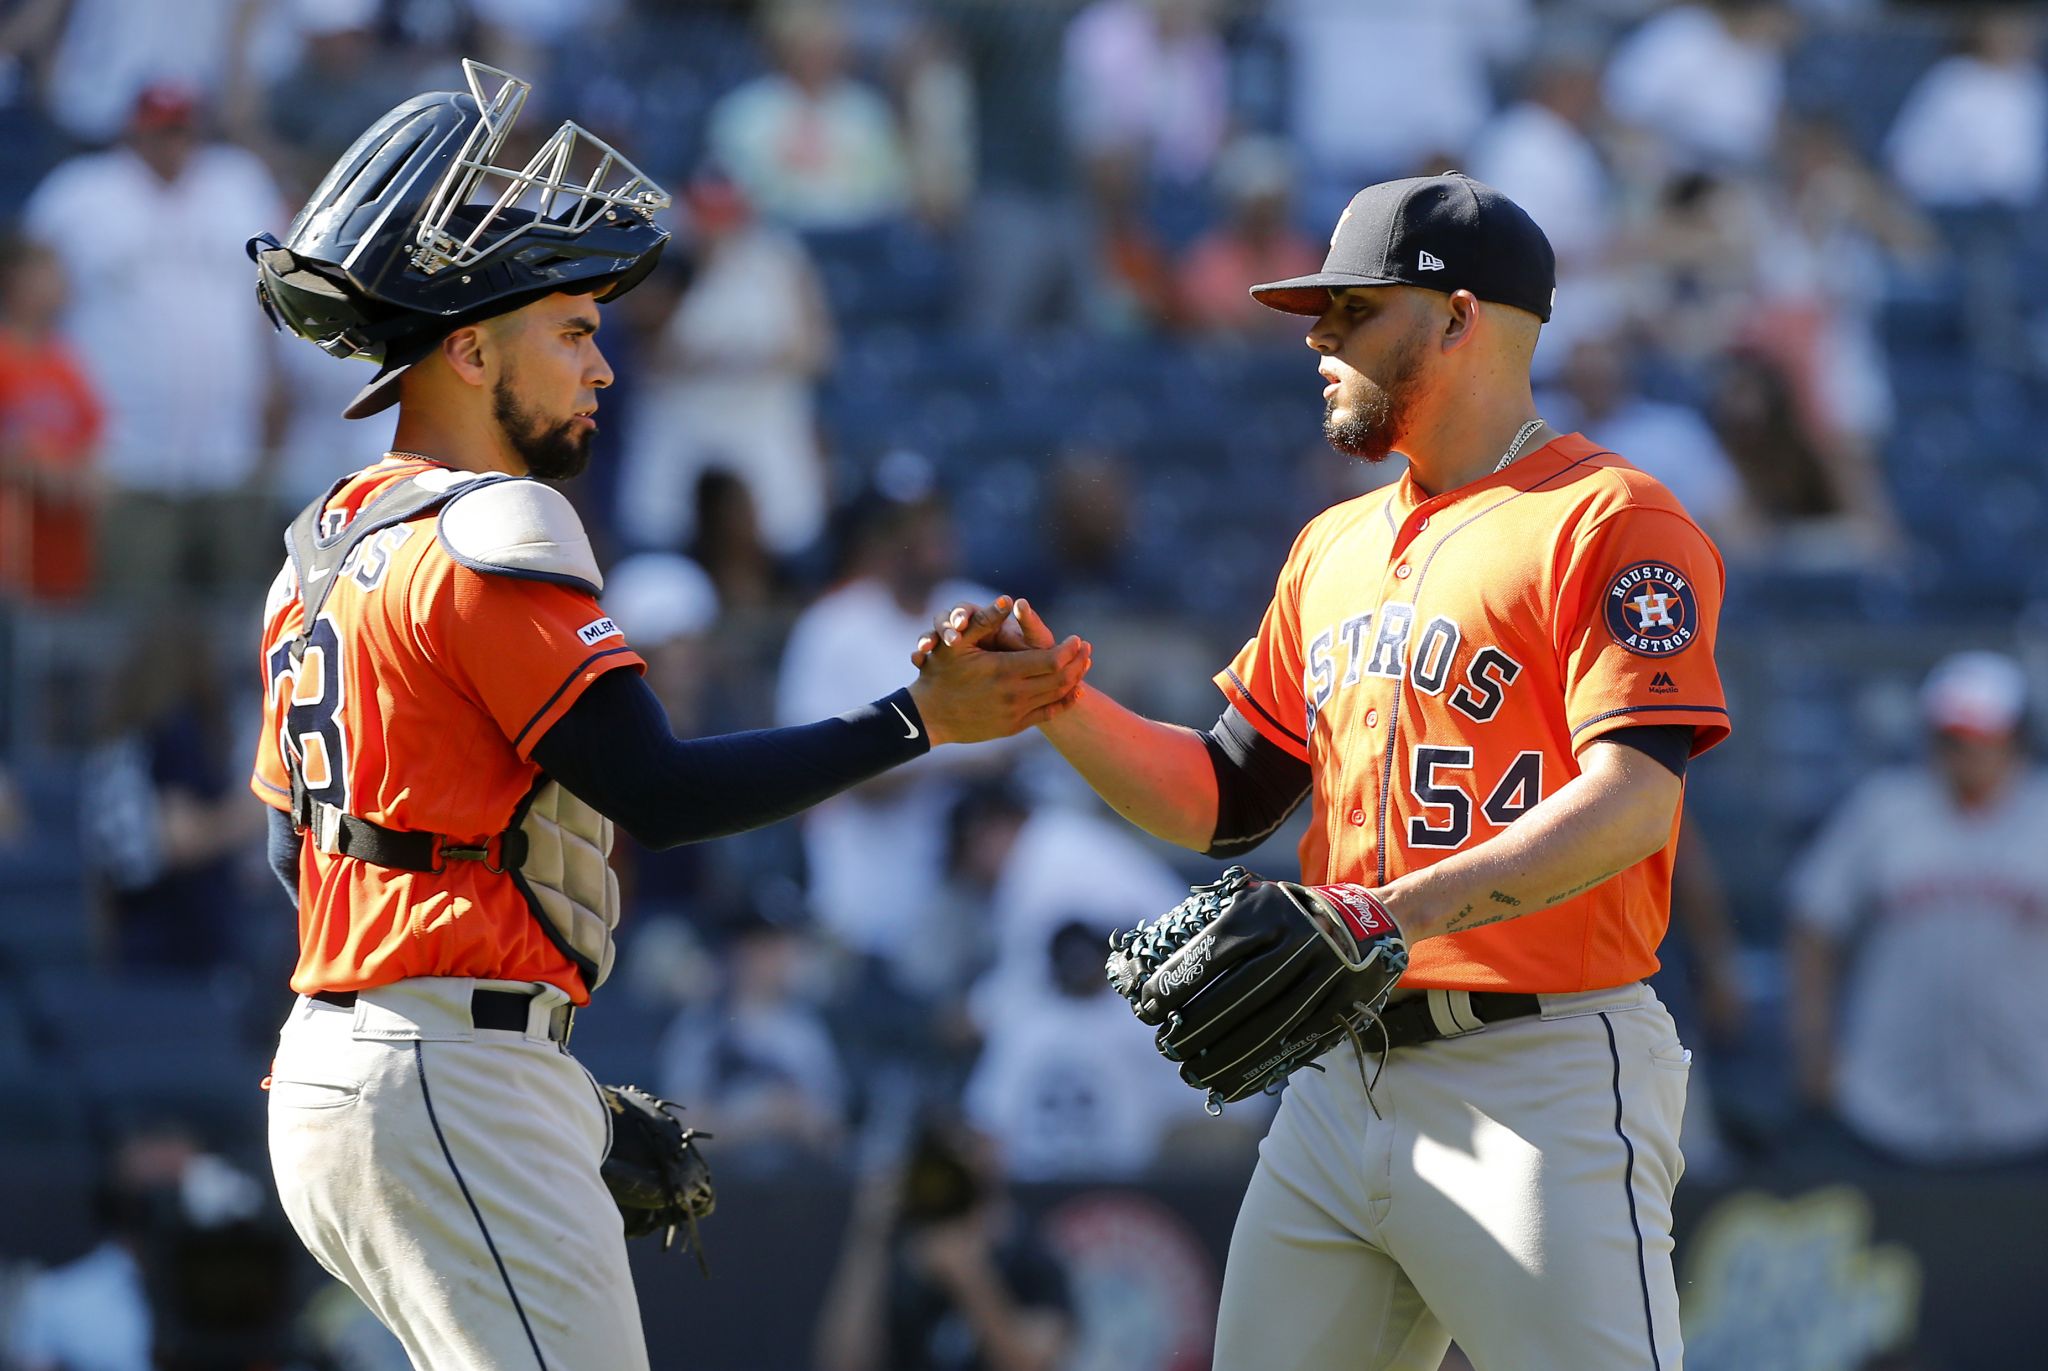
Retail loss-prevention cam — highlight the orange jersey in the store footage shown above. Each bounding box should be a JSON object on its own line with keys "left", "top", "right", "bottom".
{"left": 250, "top": 458, "right": 643, "bottom": 1002}
{"left": 1218, "top": 434, "right": 1730, "bottom": 993}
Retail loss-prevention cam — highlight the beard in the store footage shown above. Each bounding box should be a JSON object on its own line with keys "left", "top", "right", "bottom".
{"left": 1323, "top": 326, "right": 1429, "bottom": 463}
{"left": 492, "top": 373, "right": 593, "bottom": 482}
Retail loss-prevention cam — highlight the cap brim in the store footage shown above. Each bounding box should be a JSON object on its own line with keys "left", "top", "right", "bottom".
{"left": 1249, "top": 272, "right": 1406, "bottom": 316}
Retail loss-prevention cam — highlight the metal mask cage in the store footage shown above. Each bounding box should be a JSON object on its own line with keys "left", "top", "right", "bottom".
{"left": 410, "top": 59, "right": 669, "bottom": 276}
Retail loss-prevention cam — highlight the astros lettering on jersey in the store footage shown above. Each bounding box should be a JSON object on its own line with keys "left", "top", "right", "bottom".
{"left": 1219, "top": 434, "right": 1730, "bottom": 992}
{"left": 250, "top": 456, "right": 644, "bottom": 1002}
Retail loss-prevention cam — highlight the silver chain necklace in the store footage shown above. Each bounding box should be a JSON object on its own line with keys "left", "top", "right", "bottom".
{"left": 1491, "top": 419, "right": 1547, "bottom": 474}
{"left": 386, "top": 449, "right": 443, "bottom": 465}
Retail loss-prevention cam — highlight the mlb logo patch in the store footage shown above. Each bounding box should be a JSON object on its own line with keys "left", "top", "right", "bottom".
{"left": 577, "top": 616, "right": 622, "bottom": 647}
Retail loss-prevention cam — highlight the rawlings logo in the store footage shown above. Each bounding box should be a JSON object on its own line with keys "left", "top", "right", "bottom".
{"left": 1317, "top": 884, "right": 1390, "bottom": 941}
{"left": 1156, "top": 933, "right": 1216, "bottom": 992}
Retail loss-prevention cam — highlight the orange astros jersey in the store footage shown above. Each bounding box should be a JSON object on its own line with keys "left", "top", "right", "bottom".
{"left": 1218, "top": 433, "right": 1730, "bottom": 993}
{"left": 250, "top": 457, "right": 644, "bottom": 1002}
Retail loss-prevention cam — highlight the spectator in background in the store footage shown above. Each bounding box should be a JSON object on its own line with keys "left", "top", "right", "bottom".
{"left": 941, "top": 0, "right": 1092, "bottom": 333}
{"left": 1061, "top": 0, "right": 1229, "bottom": 190}
{"left": 0, "top": 234, "right": 102, "bottom": 605}
{"left": 1707, "top": 347, "right": 1896, "bottom": 566}
{"left": 6, "top": 1122, "right": 198, "bottom": 1371}
{"left": 259, "top": 0, "right": 423, "bottom": 193}
{"left": 1885, "top": 9, "right": 2045, "bottom": 366}
{"left": 963, "top": 791, "right": 1188, "bottom": 1029}
{"left": 1541, "top": 331, "right": 1752, "bottom": 548}
{"left": 617, "top": 172, "right": 834, "bottom": 559}
{"left": 1468, "top": 35, "right": 1625, "bottom": 373}
{"left": 965, "top": 919, "right": 1207, "bottom": 1181}
{"left": 1078, "top": 146, "right": 1181, "bottom": 334}
{"left": 891, "top": 18, "right": 977, "bottom": 230}
{"left": 1273, "top": 0, "right": 1530, "bottom": 217}
{"left": 708, "top": 0, "right": 908, "bottom": 231}
{"left": 1886, "top": 8, "right": 2046, "bottom": 212}
{"left": 655, "top": 890, "right": 849, "bottom": 1174}
{"left": 39, "top": 0, "right": 249, "bottom": 145}
{"left": 24, "top": 84, "right": 284, "bottom": 603}
{"left": 601, "top": 552, "right": 728, "bottom": 922}
{"left": 1787, "top": 652, "right": 2048, "bottom": 1167}
{"left": 815, "top": 1119, "right": 1073, "bottom": 1371}
{"left": 1181, "top": 136, "right": 1321, "bottom": 337}
{"left": 80, "top": 616, "right": 261, "bottom": 971}
{"left": 1602, "top": 0, "right": 1796, "bottom": 172}
{"left": 774, "top": 456, "right": 1005, "bottom": 1003}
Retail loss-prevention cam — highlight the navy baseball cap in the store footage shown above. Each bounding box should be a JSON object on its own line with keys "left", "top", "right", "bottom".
{"left": 1252, "top": 172, "right": 1556, "bottom": 322}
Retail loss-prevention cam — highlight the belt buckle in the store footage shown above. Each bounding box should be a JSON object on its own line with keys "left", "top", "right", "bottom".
{"left": 557, "top": 1004, "right": 576, "bottom": 1048}
{"left": 311, "top": 803, "right": 345, "bottom": 855}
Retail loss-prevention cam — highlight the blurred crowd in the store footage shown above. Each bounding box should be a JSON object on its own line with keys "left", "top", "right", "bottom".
{"left": 4, "top": 0, "right": 2048, "bottom": 1367}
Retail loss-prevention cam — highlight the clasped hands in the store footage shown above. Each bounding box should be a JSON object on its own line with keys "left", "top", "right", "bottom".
{"left": 904, "top": 595, "right": 1084, "bottom": 746}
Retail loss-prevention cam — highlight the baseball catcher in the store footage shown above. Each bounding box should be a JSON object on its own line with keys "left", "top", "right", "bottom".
{"left": 1108, "top": 866, "right": 1409, "bottom": 1112}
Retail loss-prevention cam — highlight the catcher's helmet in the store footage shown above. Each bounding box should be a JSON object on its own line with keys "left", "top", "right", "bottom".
{"left": 251, "top": 60, "right": 670, "bottom": 418}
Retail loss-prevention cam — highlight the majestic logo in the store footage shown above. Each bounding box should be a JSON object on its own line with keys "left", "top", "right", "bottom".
{"left": 1417, "top": 250, "right": 1446, "bottom": 271}
{"left": 1650, "top": 671, "right": 1679, "bottom": 694}
{"left": 1603, "top": 563, "right": 1699, "bottom": 657}
{"left": 1157, "top": 933, "right": 1216, "bottom": 992}
{"left": 577, "top": 616, "right": 622, "bottom": 647}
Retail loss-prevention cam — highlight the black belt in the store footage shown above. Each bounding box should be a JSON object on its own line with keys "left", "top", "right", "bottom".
{"left": 311, "top": 988, "right": 571, "bottom": 1043}
{"left": 1368, "top": 991, "right": 1541, "bottom": 1051}
{"left": 307, "top": 805, "right": 527, "bottom": 875}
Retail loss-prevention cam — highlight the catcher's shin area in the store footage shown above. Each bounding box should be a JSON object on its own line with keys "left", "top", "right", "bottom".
{"left": 267, "top": 980, "right": 652, "bottom": 1371}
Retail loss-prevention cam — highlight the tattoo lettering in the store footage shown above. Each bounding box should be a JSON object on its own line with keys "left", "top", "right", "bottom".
{"left": 1543, "top": 870, "right": 1623, "bottom": 906}
{"left": 1488, "top": 890, "right": 1521, "bottom": 907}
{"left": 1445, "top": 905, "right": 1515, "bottom": 933}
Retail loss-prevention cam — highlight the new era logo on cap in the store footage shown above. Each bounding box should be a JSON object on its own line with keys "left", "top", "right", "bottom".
{"left": 1418, "top": 250, "right": 1445, "bottom": 271}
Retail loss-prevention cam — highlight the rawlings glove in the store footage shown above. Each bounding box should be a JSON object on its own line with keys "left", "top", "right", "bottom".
{"left": 1107, "top": 866, "right": 1409, "bottom": 1111}
{"left": 600, "top": 1084, "right": 716, "bottom": 1270}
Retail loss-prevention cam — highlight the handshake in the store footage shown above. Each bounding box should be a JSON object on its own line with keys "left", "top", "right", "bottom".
{"left": 904, "top": 595, "right": 1088, "bottom": 747}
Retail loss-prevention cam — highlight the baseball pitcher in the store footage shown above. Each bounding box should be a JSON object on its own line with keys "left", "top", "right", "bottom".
{"left": 922, "top": 172, "right": 1729, "bottom": 1370}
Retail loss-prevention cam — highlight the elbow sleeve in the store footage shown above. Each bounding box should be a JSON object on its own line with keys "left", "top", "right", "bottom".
{"left": 1201, "top": 704, "right": 1311, "bottom": 859}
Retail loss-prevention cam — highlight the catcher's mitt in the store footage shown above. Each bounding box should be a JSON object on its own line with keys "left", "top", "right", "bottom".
{"left": 1107, "top": 866, "right": 1409, "bottom": 1112}
{"left": 600, "top": 1084, "right": 716, "bottom": 1269}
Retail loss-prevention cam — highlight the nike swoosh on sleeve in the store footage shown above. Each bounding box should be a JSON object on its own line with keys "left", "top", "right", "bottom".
{"left": 890, "top": 702, "right": 920, "bottom": 739}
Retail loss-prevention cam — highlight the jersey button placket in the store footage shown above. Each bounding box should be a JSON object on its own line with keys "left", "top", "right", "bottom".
{"left": 1394, "top": 564, "right": 1411, "bottom": 579}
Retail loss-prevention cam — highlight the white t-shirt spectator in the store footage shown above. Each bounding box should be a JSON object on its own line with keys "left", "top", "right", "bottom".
{"left": 5, "top": 1242, "right": 152, "bottom": 1371}
{"left": 617, "top": 226, "right": 829, "bottom": 556}
{"left": 43, "top": 0, "right": 241, "bottom": 143}
{"left": 1603, "top": 4, "right": 1785, "bottom": 168}
{"left": 1787, "top": 767, "right": 2048, "bottom": 1164}
{"left": 1062, "top": 0, "right": 1229, "bottom": 183}
{"left": 965, "top": 989, "right": 1203, "bottom": 1181}
{"left": 709, "top": 75, "right": 908, "bottom": 230}
{"left": 25, "top": 144, "right": 282, "bottom": 495}
{"left": 1885, "top": 54, "right": 2048, "bottom": 209}
{"left": 970, "top": 804, "right": 1190, "bottom": 1026}
{"left": 1275, "top": 0, "right": 1531, "bottom": 179}
{"left": 1467, "top": 99, "right": 1613, "bottom": 268}
{"left": 775, "top": 576, "right": 996, "bottom": 993}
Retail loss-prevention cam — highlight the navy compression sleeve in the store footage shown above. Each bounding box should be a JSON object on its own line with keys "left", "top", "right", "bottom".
{"left": 529, "top": 668, "right": 930, "bottom": 849}
{"left": 1202, "top": 704, "right": 1312, "bottom": 859}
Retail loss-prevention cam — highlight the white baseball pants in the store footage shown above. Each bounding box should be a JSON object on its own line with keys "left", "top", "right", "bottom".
{"left": 1213, "top": 982, "right": 1690, "bottom": 1371}
{"left": 267, "top": 978, "right": 650, "bottom": 1371}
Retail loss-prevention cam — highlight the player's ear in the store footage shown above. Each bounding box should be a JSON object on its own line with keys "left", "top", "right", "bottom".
{"left": 1440, "top": 291, "right": 1481, "bottom": 352}
{"left": 440, "top": 325, "right": 491, "bottom": 387}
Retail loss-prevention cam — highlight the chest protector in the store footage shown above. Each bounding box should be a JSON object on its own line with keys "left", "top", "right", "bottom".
{"left": 281, "top": 469, "right": 620, "bottom": 991}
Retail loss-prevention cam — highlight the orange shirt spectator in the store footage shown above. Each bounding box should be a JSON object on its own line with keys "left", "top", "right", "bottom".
{"left": 0, "top": 238, "right": 102, "bottom": 602}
